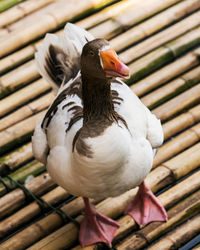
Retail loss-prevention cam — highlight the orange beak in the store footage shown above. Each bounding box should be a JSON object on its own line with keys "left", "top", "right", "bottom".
{"left": 100, "top": 48, "right": 129, "bottom": 78}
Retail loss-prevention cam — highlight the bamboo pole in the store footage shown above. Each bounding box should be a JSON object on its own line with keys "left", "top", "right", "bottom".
{"left": 0, "top": 186, "right": 69, "bottom": 238}
{"left": 0, "top": 0, "right": 57, "bottom": 28}
{"left": 0, "top": 60, "right": 40, "bottom": 98}
{"left": 119, "top": 11, "right": 200, "bottom": 63}
{"left": 6, "top": 0, "right": 101, "bottom": 32}
{"left": 0, "top": 79, "right": 51, "bottom": 117}
{"left": 0, "top": 197, "right": 88, "bottom": 249}
{"left": 111, "top": 0, "right": 200, "bottom": 52}
{"left": 127, "top": 29, "right": 200, "bottom": 85}
{"left": 77, "top": 0, "right": 138, "bottom": 30}
{"left": 131, "top": 51, "right": 199, "bottom": 97}
{"left": 153, "top": 123, "right": 200, "bottom": 167}
{"left": 166, "top": 26, "right": 200, "bottom": 57}
{"left": 0, "top": 28, "right": 9, "bottom": 36}
{"left": 0, "top": 92, "right": 54, "bottom": 131}
{"left": 4, "top": 142, "right": 199, "bottom": 250}
{"left": 0, "top": 45, "right": 35, "bottom": 75}
{"left": 142, "top": 78, "right": 186, "bottom": 108}
{"left": 164, "top": 142, "right": 200, "bottom": 179}
{"left": 127, "top": 46, "right": 174, "bottom": 84}
{"left": 0, "top": 0, "right": 116, "bottom": 58}
{"left": 0, "top": 111, "right": 45, "bottom": 155}
{"left": 0, "top": 142, "right": 33, "bottom": 175}
{"left": 162, "top": 104, "right": 200, "bottom": 140}
{"left": 0, "top": 172, "right": 54, "bottom": 219}
{"left": 153, "top": 124, "right": 200, "bottom": 167}
{"left": 147, "top": 214, "right": 200, "bottom": 250}
{"left": 153, "top": 84, "right": 200, "bottom": 121}
{"left": 117, "top": 185, "right": 200, "bottom": 249}
{"left": 141, "top": 66, "right": 200, "bottom": 109}
{"left": 0, "top": 0, "right": 25, "bottom": 12}
{"left": 0, "top": 160, "right": 45, "bottom": 197}
{"left": 90, "top": 0, "right": 181, "bottom": 40}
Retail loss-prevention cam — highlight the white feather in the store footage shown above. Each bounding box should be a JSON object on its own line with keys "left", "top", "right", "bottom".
{"left": 32, "top": 123, "right": 48, "bottom": 164}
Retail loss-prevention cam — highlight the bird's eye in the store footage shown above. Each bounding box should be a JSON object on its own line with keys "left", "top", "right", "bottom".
{"left": 89, "top": 51, "right": 95, "bottom": 56}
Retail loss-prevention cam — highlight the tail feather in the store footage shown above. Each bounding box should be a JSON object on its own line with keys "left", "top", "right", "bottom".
{"left": 35, "top": 23, "right": 94, "bottom": 92}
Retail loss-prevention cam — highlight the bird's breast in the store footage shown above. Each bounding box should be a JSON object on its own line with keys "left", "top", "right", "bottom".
{"left": 73, "top": 122, "right": 131, "bottom": 173}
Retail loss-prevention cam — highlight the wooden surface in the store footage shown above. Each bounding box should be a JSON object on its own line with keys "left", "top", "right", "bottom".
{"left": 0, "top": 0, "right": 200, "bottom": 249}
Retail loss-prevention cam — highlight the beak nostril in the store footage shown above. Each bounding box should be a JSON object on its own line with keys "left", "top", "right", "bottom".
{"left": 110, "top": 61, "right": 115, "bottom": 66}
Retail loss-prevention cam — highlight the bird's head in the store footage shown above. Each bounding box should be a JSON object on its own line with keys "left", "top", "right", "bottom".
{"left": 81, "top": 39, "right": 129, "bottom": 80}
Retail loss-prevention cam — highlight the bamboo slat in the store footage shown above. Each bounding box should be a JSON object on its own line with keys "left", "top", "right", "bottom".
{"left": 127, "top": 47, "right": 174, "bottom": 84}
{"left": 0, "top": 111, "right": 45, "bottom": 155}
{"left": 0, "top": 142, "right": 33, "bottom": 175}
{"left": 111, "top": 0, "right": 200, "bottom": 52}
{"left": 0, "top": 172, "right": 54, "bottom": 219}
{"left": 0, "top": 92, "right": 54, "bottom": 131}
{"left": 166, "top": 26, "right": 200, "bottom": 57}
{"left": 0, "top": 0, "right": 25, "bottom": 12}
{"left": 11, "top": 142, "right": 200, "bottom": 250}
{"left": 131, "top": 51, "right": 199, "bottom": 97}
{"left": 163, "top": 104, "right": 200, "bottom": 140}
{"left": 7, "top": 0, "right": 114, "bottom": 32}
{"left": 127, "top": 32, "right": 200, "bottom": 85}
{"left": 141, "top": 66, "right": 200, "bottom": 109}
{"left": 164, "top": 142, "right": 200, "bottom": 179}
{"left": 153, "top": 84, "right": 200, "bottom": 121}
{"left": 90, "top": 0, "right": 181, "bottom": 39}
{"left": 119, "top": 11, "right": 200, "bottom": 63}
{"left": 77, "top": 0, "right": 139, "bottom": 30}
{"left": 0, "top": 0, "right": 57, "bottom": 28}
{"left": 0, "top": 60, "right": 39, "bottom": 97}
{"left": 0, "top": 161, "right": 45, "bottom": 197}
{"left": 115, "top": 0, "right": 181, "bottom": 28}
{"left": 0, "top": 79, "right": 50, "bottom": 117}
{"left": 0, "top": 28, "right": 9, "bottom": 36}
{"left": 0, "top": 0, "right": 115, "bottom": 58}
{"left": 0, "top": 186, "right": 69, "bottom": 238}
{"left": 0, "top": 45, "right": 35, "bottom": 75}
{"left": 147, "top": 214, "right": 200, "bottom": 250}
{"left": 1, "top": 197, "right": 87, "bottom": 249}
{"left": 153, "top": 123, "right": 200, "bottom": 167}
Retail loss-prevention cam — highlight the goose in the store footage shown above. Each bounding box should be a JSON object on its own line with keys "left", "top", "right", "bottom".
{"left": 32, "top": 23, "right": 167, "bottom": 247}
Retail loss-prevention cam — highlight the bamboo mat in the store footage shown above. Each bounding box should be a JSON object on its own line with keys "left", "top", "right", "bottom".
{"left": 0, "top": 0, "right": 200, "bottom": 249}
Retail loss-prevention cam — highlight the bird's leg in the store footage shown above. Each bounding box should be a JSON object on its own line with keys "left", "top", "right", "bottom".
{"left": 125, "top": 181, "right": 167, "bottom": 227}
{"left": 79, "top": 197, "right": 119, "bottom": 247}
